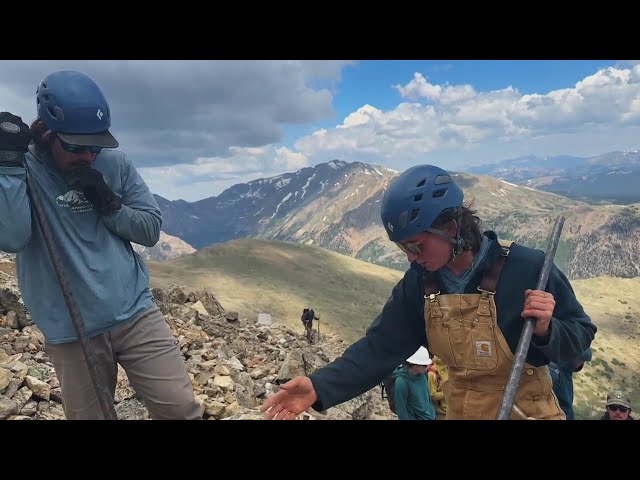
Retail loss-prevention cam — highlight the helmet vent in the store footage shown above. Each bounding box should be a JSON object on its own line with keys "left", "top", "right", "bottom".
{"left": 414, "top": 194, "right": 423, "bottom": 202}
{"left": 435, "top": 175, "right": 451, "bottom": 185}
{"left": 432, "top": 188, "right": 447, "bottom": 198}
{"left": 410, "top": 208, "right": 420, "bottom": 222}
{"left": 416, "top": 178, "right": 426, "bottom": 188}
{"left": 398, "top": 211, "right": 408, "bottom": 228}
{"left": 49, "top": 105, "right": 64, "bottom": 122}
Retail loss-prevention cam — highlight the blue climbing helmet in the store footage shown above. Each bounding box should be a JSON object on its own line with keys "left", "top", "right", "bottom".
{"left": 36, "top": 70, "right": 119, "bottom": 148}
{"left": 381, "top": 165, "right": 464, "bottom": 243}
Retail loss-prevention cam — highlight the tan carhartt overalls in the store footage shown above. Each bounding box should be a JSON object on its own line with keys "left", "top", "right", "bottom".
{"left": 424, "top": 242, "right": 565, "bottom": 420}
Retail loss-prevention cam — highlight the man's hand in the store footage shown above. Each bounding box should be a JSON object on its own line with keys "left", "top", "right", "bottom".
{"left": 522, "top": 289, "right": 555, "bottom": 337}
{"left": 0, "top": 112, "right": 31, "bottom": 167}
{"left": 64, "top": 166, "right": 122, "bottom": 216}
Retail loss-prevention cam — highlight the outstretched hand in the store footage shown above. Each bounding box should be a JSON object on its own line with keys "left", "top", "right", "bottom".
{"left": 260, "top": 376, "right": 318, "bottom": 420}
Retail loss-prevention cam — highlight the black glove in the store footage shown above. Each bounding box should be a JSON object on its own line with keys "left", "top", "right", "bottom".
{"left": 0, "top": 112, "right": 31, "bottom": 167}
{"left": 64, "top": 166, "right": 122, "bottom": 216}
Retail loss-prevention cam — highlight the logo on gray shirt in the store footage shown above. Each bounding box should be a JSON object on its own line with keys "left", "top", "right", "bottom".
{"left": 56, "top": 189, "right": 94, "bottom": 213}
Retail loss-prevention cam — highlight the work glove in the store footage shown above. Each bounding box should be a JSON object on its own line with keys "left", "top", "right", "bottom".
{"left": 64, "top": 166, "right": 122, "bottom": 216}
{"left": 0, "top": 112, "right": 31, "bottom": 167}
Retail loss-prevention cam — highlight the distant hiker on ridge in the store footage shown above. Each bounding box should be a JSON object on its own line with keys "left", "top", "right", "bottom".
{"left": 301, "top": 307, "right": 319, "bottom": 342}
{"left": 0, "top": 70, "right": 201, "bottom": 420}
{"left": 261, "top": 164, "right": 596, "bottom": 420}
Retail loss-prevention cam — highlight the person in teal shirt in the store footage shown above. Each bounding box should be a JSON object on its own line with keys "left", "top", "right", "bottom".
{"left": 392, "top": 346, "right": 436, "bottom": 420}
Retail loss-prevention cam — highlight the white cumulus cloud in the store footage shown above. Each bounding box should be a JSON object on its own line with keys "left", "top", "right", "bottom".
{"left": 291, "top": 64, "right": 640, "bottom": 172}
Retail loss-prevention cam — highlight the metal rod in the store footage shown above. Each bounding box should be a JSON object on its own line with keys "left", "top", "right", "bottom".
{"left": 496, "top": 215, "right": 565, "bottom": 420}
{"left": 23, "top": 160, "right": 118, "bottom": 420}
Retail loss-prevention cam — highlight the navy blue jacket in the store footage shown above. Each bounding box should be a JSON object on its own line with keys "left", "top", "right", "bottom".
{"left": 308, "top": 231, "right": 597, "bottom": 412}
{"left": 549, "top": 348, "right": 592, "bottom": 419}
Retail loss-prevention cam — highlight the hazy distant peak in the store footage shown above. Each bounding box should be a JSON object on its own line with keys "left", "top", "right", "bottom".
{"left": 133, "top": 231, "right": 196, "bottom": 262}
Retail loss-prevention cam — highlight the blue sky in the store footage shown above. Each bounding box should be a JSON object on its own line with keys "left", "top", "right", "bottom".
{"left": 2, "top": 60, "right": 639, "bottom": 201}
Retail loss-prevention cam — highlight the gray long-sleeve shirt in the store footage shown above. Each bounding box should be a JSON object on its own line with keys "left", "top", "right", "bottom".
{"left": 0, "top": 145, "right": 161, "bottom": 343}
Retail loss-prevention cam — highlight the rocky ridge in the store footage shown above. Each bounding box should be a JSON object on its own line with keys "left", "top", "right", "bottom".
{"left": 0, "top": 258, "right": 394, "bottom": 420}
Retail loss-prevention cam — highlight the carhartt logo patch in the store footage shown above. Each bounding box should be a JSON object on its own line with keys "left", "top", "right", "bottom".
{"left": 475, "top": 340, "right": 492, "bottom": 357}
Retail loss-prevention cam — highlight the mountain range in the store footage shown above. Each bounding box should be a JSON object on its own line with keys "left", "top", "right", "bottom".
{"left": 153, "top": 158, "right": 640, "bottom": 280}
{"left": 467, "top": 150, "right": 640, "bottom": 204}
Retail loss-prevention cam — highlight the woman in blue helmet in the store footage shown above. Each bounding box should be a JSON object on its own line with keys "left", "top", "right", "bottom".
{"left": 0, "top": 71, "right": 201, "bottom": 419}
{"left": 261, "top": 165, "right": 596, "bottom": 420}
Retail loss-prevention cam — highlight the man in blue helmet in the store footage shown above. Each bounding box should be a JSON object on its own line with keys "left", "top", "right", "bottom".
{"left": 261, "top": 165, "right": 596, "bottom": 420}
{"left": 0, "top": 70, "right": 201, "bottom": 420}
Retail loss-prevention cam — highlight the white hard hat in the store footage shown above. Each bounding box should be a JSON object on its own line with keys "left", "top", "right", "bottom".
{"left": 406, "top": 346, "right": 432, "bottom": 366}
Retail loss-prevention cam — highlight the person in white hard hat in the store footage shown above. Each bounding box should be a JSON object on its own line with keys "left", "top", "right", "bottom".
{"left": 391, "top": 346, "right": 436, "bottom": 420}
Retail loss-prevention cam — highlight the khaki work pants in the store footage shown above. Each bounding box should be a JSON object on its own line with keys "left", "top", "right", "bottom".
{"left": 45, "top": 305, "right": 202, "bottom": 420}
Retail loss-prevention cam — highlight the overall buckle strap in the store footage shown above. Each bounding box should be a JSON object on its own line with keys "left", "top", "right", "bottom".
{"left": 423, "top": 274, "right": 440, "bottom": 297}
{"left": 423, "top": 274, "right": 442, "bottom": 317}
{"left": 477, "top": 242, "right": 511, "bottom": 296}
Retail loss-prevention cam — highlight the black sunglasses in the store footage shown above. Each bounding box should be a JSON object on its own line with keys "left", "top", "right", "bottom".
{"left": 58, "top": 136, "right": 103, "bottom": 155}
{"left": 608, "top": 405, "right": 629, "bottom": 413}
{"left": 394, "top": 227, "right": 452, "bottom": 257}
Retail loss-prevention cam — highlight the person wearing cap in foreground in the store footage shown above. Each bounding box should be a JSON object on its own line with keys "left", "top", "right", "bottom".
{"left": 261, "top": 165, "right": 596, "bottom": 420}
{"left": 392, "top": 346, "right": 436, "bottom": 420}
{"left": 0, "top": 71, "right": 201, "bottom": 420}
{"left": 601, "top": 391, "right": 634, "bottom": 420}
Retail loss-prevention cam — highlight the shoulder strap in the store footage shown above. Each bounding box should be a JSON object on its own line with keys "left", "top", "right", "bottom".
{"left": 423, "top": 273, "right": 439, "bottom": 296}
{"left": 478, "top": 240, "right": 512, "bottom": 294}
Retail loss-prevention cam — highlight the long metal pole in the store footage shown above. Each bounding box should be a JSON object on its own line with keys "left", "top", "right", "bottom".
{"left": 496, "top": 215, "right": 565, "bottom": 420}
{"left": 24, "top": 161, "right": 118, "bottom": 420}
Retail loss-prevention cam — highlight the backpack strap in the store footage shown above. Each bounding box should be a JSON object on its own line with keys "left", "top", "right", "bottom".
{"left": 478, "top": 240, "right": 512, "bottom": 296}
